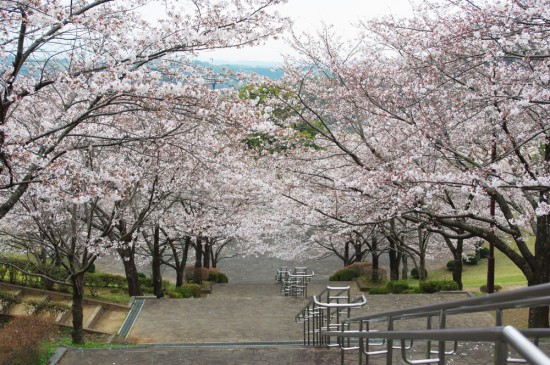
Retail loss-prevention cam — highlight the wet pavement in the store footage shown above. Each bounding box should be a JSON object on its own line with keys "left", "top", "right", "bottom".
{"left": 54, "top": 279, "right": 521, "bottom": 365}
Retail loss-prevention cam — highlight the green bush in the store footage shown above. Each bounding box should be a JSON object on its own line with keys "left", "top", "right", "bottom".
{"left": 446, "top": 260, "right": 456, "bottom": 271}
{"left": 479, "top": 284, "right": 502, "bottom": 293}
{"left": 403, "top": 287, "right": 422, "bottom": 294}
{"left": 368, "top": 286, "right": 390, "bottom": 295}
{"left": 208, "top": 272, "right": 229, "bottom": 283}
{"left": 164, "top": 290, "right": 182, "bottom": 298}
{"left": 138, "top": 275, "right": 153, "bottom": 289}
{"left": 410, "top": 267, "right": 428, "bottom": 279}
{"left": 329, "top": 268, "right": 360, "bottom": 281}
{"left": 170, "top": 284, "right": 202, "bottom": 298}
{"left": 85, "top": 272, "right": 126, "bottom": 288}
{"left": 463, "top": 254, "right": 479, "bottom": 265}
{"left": 480, "top": 247, "right": 490, "bottom": 259}
{"left": 86, "top": 263, "right": 96, "bottom": 273}
{"left": 386, "top": 280, "right": 411, "bottom": 294}
{"left": 419, "top": 280, "right": 459, "bottom": 293}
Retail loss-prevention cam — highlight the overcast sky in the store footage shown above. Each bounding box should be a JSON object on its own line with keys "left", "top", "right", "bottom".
{"left": 197, "top": 0, "right": 413, "bottom": 64}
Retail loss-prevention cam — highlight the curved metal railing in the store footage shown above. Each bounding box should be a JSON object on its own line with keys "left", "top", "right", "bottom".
{"left": 296, "top": 285, "right": 367, "bottom": 346}
{"left": 321, "top": 282, "right": 550, "bottom": 365}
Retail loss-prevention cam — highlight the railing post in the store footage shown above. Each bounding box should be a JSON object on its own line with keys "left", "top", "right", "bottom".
{"left": 438, "top": 309, "right": 447, "bottom": 365}
{"left": 426, "top": 315, "right": 433, "bottom": 360}
{"left": 386, "top": 316, "right": 393, "bottom": 365}
{"left": 494, "top": 340, "right": 508, "bottom": 365}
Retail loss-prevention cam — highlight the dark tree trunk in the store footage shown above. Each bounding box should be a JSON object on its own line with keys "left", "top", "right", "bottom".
{"left": 444, "top": 236, "right": 464, "bottom": 290}
{"left": 175, "top": 237, "right": 191, "bottom": 287}
{"left": 194, "top": 237, "right": 203, "bottom": 285}
{"left": 152, "top": 225, "right": 164, "bottom": 298}
{"left": 452, "top": 239, "right": 464, "bottom": 290}
{"left": 527, "top": 211, "right": 550, "bottom": 328}
{"left": 203, "top": 239, "right": 211, "bottom": 269}
{"left": 344, "top": 241, "right": 350, "bottom": 266}
{"left": 211, "top": 249, "right": 216, "bottom": 268}
{"left": 354, "top": 243, "right": 363, "bottom": 263}
{"left": 388, "top": 238, "right": 401, "bottom": 281}
{"left": 118, "top": 246, "right": 143, "bottom": 296}
{"left": 70, "top": 274, "right": 85, "bottom": 344}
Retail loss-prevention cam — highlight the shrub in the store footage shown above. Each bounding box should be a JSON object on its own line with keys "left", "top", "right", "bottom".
{"left": 138, "top": 275, "right": 153, "bottom": 290}
{"left": 419, "top": 280, "right": 459, "bottom": 293}
{"left": 479, "top": 284, "right": 502, "bottom": 293}
{"left": 173, "top": 284, "right": 202, "bottom": 298}
{"left": 480, "top": 247, "right": 490, "bottom": 259}
{"left": 410, "top": 267, "right": 428, "bottom": 279}
{"left": 446, "top": 260, "right": 456, "bottom": 271}
{"left": 86, "top": 263, "right": 96, "bottom": 273}
{"left": 386, "top": 280, "right": 410, "bottom": 294}
{"left": 463, "top": 254, "right": 479, "bottom": 265}
{"left": 368, "top": 287, "right": 390, "bottom": 295}
{"left": 329, "top": 268, "right": 360, "bottom": 281}
{"left": 208, "top": 272, "right": 229, "bottom": 283}
{"left": 85, "top": 272, "right": 126, "bottom": 288}
{"left": 164, "top": 290, "right": 182, "bottom": 299}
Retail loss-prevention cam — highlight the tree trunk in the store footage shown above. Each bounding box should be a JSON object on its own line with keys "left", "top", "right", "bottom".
{"left": 203, "top": 239, "right": 211, "bottom": 269}
{"left": 175, "top": 237, "right": 190, "bottom": 287}
{"left": 194, "top": 237, "right": 203, "bottom": 285}
{"left": 344, "top": 241, "right": 350, "bottom": 266}
{"left": 527, "top": 211, "right": 550, "bottom": 328}
{"left": 70, "top": 274, "right": 85, "bottom": 344}
{"left": 211, "top": 249, "right": 216, "bottom": 268}
{"left": 443, "top": 236, "right": 463, "bottom": 290}
{"left": 152, "top": 225, "right": 164, "bottom": 298}
{"left": 452, "top": 239, "right": 464, "bottom": 290}
{"left": 118, "top": 246, "right": 143, "bottom": 296}
{"left": 388, "top": 238, "right": 401, "bottom": 281}
{"left": 401, "top": 254, "right": 408, "bottom": 280}
{"left": 354, "top": 243, "right": 363, "bottom": 263}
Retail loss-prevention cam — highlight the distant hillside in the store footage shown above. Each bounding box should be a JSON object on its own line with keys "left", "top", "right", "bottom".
{"left": 193, "top": 60, "right": 284, "bottom": 80}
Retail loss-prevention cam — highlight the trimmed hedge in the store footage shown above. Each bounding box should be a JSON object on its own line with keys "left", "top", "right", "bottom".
{"left": 329, "top": 268, "right": 360, "bottom": 281}
{"left": 480, "top": 247, "right": 490, "bottom": 259}
{"left": 419, "top": 280, "right": 459, "bottom": 293}
{"left": 166, "top": 284, "right": 202, "bottom": 298}
{"left": 208, "top": 272, "right": 229, "bottom": 283}
{"left": 386, "top": 280, "right": 410, "bottom": 294}
{"left": 85, "top": 272, "right": 126, "bottom": 288}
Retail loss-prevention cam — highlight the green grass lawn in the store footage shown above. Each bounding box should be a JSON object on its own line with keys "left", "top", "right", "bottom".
{"left": 429, "top": 244, "right": 529, "bottom": 291}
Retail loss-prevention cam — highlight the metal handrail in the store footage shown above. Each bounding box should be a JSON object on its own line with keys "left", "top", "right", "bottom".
{"left": 295, "top": 285, "right": 368, "bottom": 347}
{"left": 321, "top": 283, "right": 550, "bottom": 365}
{"left": 346, "top": 283, "right": 550, "bottom": 324}
{"left": 324, "top": 327, "right": 550, "bottom": 365}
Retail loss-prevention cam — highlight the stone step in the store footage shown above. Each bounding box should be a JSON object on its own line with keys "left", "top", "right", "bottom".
{"left": 56, "top": 345, "right": 363, "bottom": 365}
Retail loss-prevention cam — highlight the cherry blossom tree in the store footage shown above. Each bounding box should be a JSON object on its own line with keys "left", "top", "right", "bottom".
{"left": 0, "top": 0, "right": 288, "bottom": 220}
{"left": 252, "top": 0, "right": 548, "bottom": 327}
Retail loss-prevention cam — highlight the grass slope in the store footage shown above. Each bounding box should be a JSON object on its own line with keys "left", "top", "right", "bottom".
{"left": 430, "top": 245, "right": 528, "bottom": 291}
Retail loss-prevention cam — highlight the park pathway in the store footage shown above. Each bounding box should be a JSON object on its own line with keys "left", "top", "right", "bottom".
{"left": 55, "top": 279, "right": 503, "bottom": 365}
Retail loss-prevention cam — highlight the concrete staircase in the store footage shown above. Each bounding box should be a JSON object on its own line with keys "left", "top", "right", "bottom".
{"left": 0, "top": 283, "right": 128, "bottom": 334}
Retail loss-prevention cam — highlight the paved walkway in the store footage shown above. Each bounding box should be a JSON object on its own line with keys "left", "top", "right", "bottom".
{"left": 55, "top": 280, "right": 512, "bottom": 364}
